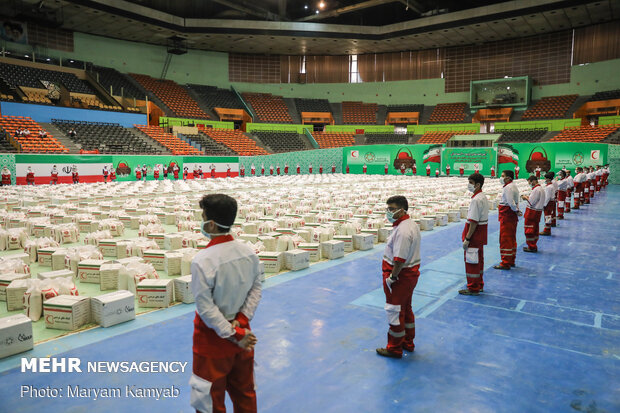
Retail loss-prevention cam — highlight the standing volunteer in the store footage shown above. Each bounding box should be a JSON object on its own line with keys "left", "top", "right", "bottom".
{"left": 540, "top": 172, "right": 556, "bottom": 236}
{"left": 376, "top": 196, "right": 421, "bottom": 359}
{"left": 565, "top": 170, "right": 573, "bottom": 213}
{"left": 493, "top": 170, "right": 521, "bottom": 270}
{"left": 460, "top": 173, "right": 488, "bottom": 295}
{"left": 1, "top": 165, "right": 11, "bottom": 186}
{"left": 191, "top": 194, "right": 262, "bottom": 413}
{"left": 556, "top": 170, "right": 568, "bottom": 219}
{"left": 521, "top": 175, "right": 545, "bottom": 252}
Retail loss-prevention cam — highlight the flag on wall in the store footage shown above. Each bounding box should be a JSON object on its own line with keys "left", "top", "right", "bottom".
{"left": 497, "top": 144, "right": 519, "bottom": 165}
{"left": 422, "top": 145, "right": 442, "bottom": 164}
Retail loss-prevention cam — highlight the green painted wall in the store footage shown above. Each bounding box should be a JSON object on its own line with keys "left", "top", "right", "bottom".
{"left": 408, "top": 123, "right": 481, "bottom": 134}
{"left": 325, "top": 125, "right": 394, "bottom": 133}
{"left": 160, "top": 117, "right": 234, "bottom": 129}
{"left": 493, "top": 119, "right": 582, "bottom": 131}
{"left": 599, "top": 116, "right": 620, "bottom": 126}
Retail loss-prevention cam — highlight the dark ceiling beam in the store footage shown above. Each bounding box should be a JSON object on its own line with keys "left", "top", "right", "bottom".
{"left": 296, "top": 0, "right": 404, "bottom": 22}
{"left": 278, "top": 0, "right": 287, "bottom": 19}
{"left": 395, "top": 0, "right": 425, "bottom": 14}
{"left": 210, "top": 0, "right": 279, "bottom": 21}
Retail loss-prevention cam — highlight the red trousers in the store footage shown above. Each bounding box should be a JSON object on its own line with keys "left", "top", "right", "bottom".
{"left": 524, "top": 207, "right": 542, "bottom": 250}
{"left": 382, "top": 262, "right": 419, "bottom": 356}
{"left": 542, "top": 201, "right": 555, "bottom": 235}
{"left": 596, "top": 176, "right": 601, "bottom": 191}
{"left": 565, "top": 188, "right": 571, "bottom": 213}
{"left": 192, "top": 351, "right": 257, "bottom": 413}
{"left": 574, "top": 183, "right": 581, "bottom": 209}
{"left": 498, "top": 206, "right": 518, "bottom": 267}
{"left": 464, "top": 245, "right": 484, "bottom": 292}
{"left": 557, "top": 190, "right": 566, "bottom": 218}
{"left": 584, "top": 181, "right": 590, "bottom": 203}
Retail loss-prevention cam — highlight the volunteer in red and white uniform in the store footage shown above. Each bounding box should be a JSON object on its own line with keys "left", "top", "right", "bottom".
{"left": 460, "top": 173, "right": 489, "bottom": 295}
{"left": 269, "top": 165, "right": 274, "bottom": 176}
{"left": 521, "top": 175, "right": 545, "bottom": 252}
{"left": 72, "top": 165, "right": 79, "bottom": 184}
{"left": 400, "top": 164, "right": 406, "bottom": 175}
{"left": 332, "top": 163, "right": 336, "bottom": 174}
{"left": 154, "top": 165, "right": 160, "bottom": 180}
{"left": 110, "top": 166, "right": 116, "bottom": 182}
{"left": 226, "top": 164, "right": 231, "bottom": 178}
{"left": 603, "top": 164, "right": 610, "bottom": 187}
{"left": 284, "top": 163, "right": 289, "bottom": 174}
{"left": 276, "top": 164, "right": 280, "bottom": 175}
{"left": 141, "top": 164, "right": 148, "bottom": 181}
{"left": 191, "top": 194, "right": 262, "bottom": 413}
{"left": 551, "top": 170, "right": 559, "bottom": 227}
{"left": 435, "top": 168, "right": 440, "bottom": 178}
{"left": 426, "top": 164, "right": 431, "bottom": 177}
{"left": 183, "top": 167, "right": 189, "bottom": 180}
{"left": 1, "top": 166, "right": 12, "bottom": 186}
{"left": 376, "top": 195, "right": 421, "bottom": 359}
{"left": 135, "top": 165, "right": 142, "bottom": 181}
{"left": 239, "top": 164, "right": 245, "bottom": 177}
{"left": 193, "top": 165, "right": 200, "bottom": 180}
{"left": 173, "top": 164, "right": 180, "bottom": 180}
{"left": 573, "top": 167, "right": 585, "bottom": 209}
{"left": 446, "top": 164, "right": 450, "bottom": 176}
{"left": 210, "top": 164, "right": 217, "bottom": 179}
{"left": 296, "top": 163, "right": 300, "bottom": 174}
{"left": 587, "top": 167, "right": 596, "bottom": 201}
{"left": 556, "top": 170, "right": 568, "bottom": 219}
{"left": 459, "top": 164, "right": 464, "bottom": 177}
{"left": 474, "top": 165, "right": 480, "bottom": 175}
{"left": 260, "top": 164, "right": 265, "bottom": 176}
{"left": 197, "top": 165, "right": 203, "bottom": 179}
{"left": 26, "top": 166, "right": 35, "bottom": 185}
{"left": 309, "top": 163, "right": 313, "bottom": 174}
{"left": 515, "top": 165, "right": 520, "bottom": 179}
{"left": 540, "top": 172, "right": 556, "bottom": 236}
{"left": 565, "top": 170, "right": 574, "bottom": 213}
{"left": 251, "top": 163, "right": 256, "bottom": 176}
{"left": 490, "top": 166, "right": 496, "bottom": 178}
{"left": 346, "top": 165, "right": 350, "bottom": 174}
{"left": 493, "top": 170, "right": 521, "bottom": 270}
{"left": 102, "top": 166, "right": 109, "bottom": 183}
{"left": 50, "top": 165, "right": 59, "bottom": 185}
{"left": 384, "top": 163, "right": 389, "bottom": 175}
{"left": 412, "top": 163, "right": 417, "bottom": 175}
{"left": 362, "top": 164, "right": 367, "bottom": 174}
{"left": 535, "top": 166, "right": 541, "bottom": 179}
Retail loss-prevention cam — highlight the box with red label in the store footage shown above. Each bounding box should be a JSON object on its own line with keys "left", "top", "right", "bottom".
{"left": 43, "top": 295, "right": 91, "bottom": 331}
{"left": 333, "top": 235, "right": 353, "bottom": 253}
{"left": 0, "top": 314, "right": 33, "bottom": 358}
{"left": 258, "top": 252, "right": 282, "bottom": 273}
{"left": 76, "top": 259, "right": 107, "bottom": 284}
{"left": 136, "top": 279, "right": 173, "bottom": 308}
{"left": 0, "top": 273, "right": 30, "bottom": 302}
{"left": 142, "top": 249, "right": 166, "bottom": 270}
{"left": 91, "top": 290, "right": 135, "bottom": 327}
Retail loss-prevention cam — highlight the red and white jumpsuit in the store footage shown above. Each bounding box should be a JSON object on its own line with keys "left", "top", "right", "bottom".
{"left": 191, "top": 235, "right": 262, "bottom": 413}
{"left": 446, "top": 165, "right": 450, "bottom": 176}
{"left": 2, "top": 169, "right": 11, "bottom": 186}
{"left": 332, "top": 164, "right": 336, "bottom": 174}
{"left": 384, "top": 164, "right": 389, "bottom": 175}
{"left": 426, "top": 165, "right": 430, "bottom": 177}
{"left": 382, "top": 215, "right": 421, "bottom": 356}
{"left": 296, "top": 164, "right": 300, "bottom": 174}
{"left": 346, "top": 165, "right": 350, "bottom": 174}
{"left": 463, "top": 190, "right": 489, "bottom": 292}
{"left": 557, "top": 177, "right": 568, "bottom": 219}
{"left": 309, "top": 164, "right": 313, "bottom": 174}
{"left": 498, "top": 181, "right": 520, "bottom": 267}
{"left": 412, "top": 164, "right": 416, "bottom": 175}
{"left": 135, "top": 168, "right": 141, "bottom": 181}
{"left": 284, "top": 164, "right": 289, "bottom": 174}
{"left": 541, "top": 182, "right": 556, "bottom": 235}
{"left": 459, "top": 166, "right": 464, "bottom": 177}
{"left": 362, "top": 164, "right": 367, "bottom": 174}
{"left": 50, "top": 167, "right": 59, "bottom": 185}
{"left": 491, "top": 167, "right": 496, "bottom": 178}
{"left": 515, "top": 166, "right": 520, "bottom": 180}
{"left": 565, "top": 174, "right": 574, "bottom": 213}
{"left": 251, "top": 165, "right": 256, "bottom": 176}
{"left": 524, "top": 184, "right": 545, "bottom": 250}
{"left": 535, "top": 167, "right": 541, "bottom": 179}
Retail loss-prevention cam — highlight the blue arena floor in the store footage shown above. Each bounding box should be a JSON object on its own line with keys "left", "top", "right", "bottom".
{"left": 1, "top": 185, "right": 619, "bottom": 413}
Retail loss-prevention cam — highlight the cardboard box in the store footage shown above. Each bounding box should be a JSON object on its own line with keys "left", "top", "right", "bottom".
{"left": 43, "top": 295, "right": 91, "bottom": 331}
{"left": 360, "top": 229, "right": 379, "bottom": 244}
{"left": 113, "top": 256, "right": 144, "bottom": 266}
{"left": 119, "top": 216, "right": 140, "bottom": 229}
{"left": 0, "top": 273, "right": 30, "bottom": 301}
{"left": 283, "top": 249, "right": 310, "bottom": 271}
{"left": 333, "top": 235, "right": 353, "bottom": 253}
{"left": 142, "top": 249, "right": 167, "bottom": 271}
{"left": 3, "top": 252, "right": 30, "bottom": 265}
{"left": 242, "top": 223, "right": 257, "bottom": 235}
{"left": 52, "top": 248, "right": 69, "bottom": 271}
{"left": 353, "top": 234, "right": 374, "bottom": 251}
{"left": 98, "top": 239, "right": 120, "bottom": 257}
{"left": 295, "top": 230, "right": 311, "bottom": 243}
{"left": 78, "top": 220, "right": 95, "bottom": 233}
{"left": 258, "top": 252, "right": 283, "bottom": 273}
{"left": 90, "top": 291, "right": 135, "bottom": 327}
{"left": 136, "top": 279, "right": 173, "bottom": 308}
{"left": 297, "top": 243, "right": 322, "bottom": 262}
{"left": 435, "top": 213, "right": 449, "bottom": 227}
{"left": 77, "top": 259, "right": 107, "bottom": 284}
{"left": 38, "top": 269, "right": 73, "bottom": 281}
{"left": 321, "top": 240, "right": 345, "bottom": 259}
{"left": 147, "top": 233, "right": 166, "bottom": 249}
{"left": 6, "top": 279, "right": 30, "bottom": 311}
{"left": 257, "top": 236, "right": 277, "bottom": 251}
{"left": 173, "top": 275, "right": 194, "bottom": 304}
{"left": 100, "top": 263, "right": 123, "bottom": 291}
{"left": 378, "top": 227, "right": 393, "bottom": 243}
{"left": 32, "top": 224, "right": 48, "bottom": 238}
{"left": 419, "top": 217, "right": 435, "bottom": 231}
{"left": 164, "top": 234, "right": 183, "bottom": 250}
{"left": 0, "top": 314, "right": 33, "bottom": 358}
{"left": 238, "top": 234, "right": 258, "bottom": 243}
{"left": 164, "top": 253, "right": 183, "bottom": 276}
{"left": 37, "top": 247, "right": 60, "bottom": 267}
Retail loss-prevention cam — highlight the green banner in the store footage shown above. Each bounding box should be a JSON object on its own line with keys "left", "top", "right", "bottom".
{"left": 441, "top": 147, "right": 497, "bottom": 175}
{"left": 344, "top": 144, "right": 440, "bottom": 175}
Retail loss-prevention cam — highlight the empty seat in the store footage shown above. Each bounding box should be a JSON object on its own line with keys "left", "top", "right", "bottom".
{"left": 522, "top": 95, "right": 578, "bottom": 120}
{"left": 253, "top": 131, "right": 307, "bottom": 153}
{"left": 312, "top": 132, "right": 355, "bottom": 148}
{"left": 549, "top": 125, "right": 619, "bottom": 143}
{"left": 428, "top": 103, "right": 467, "bottom": 124}
{"left": 496, "top": 129, "right": 547, "bottom": 143}
{"left": 198, "top": 126, "right": 269, "bottom": 156}
{"left": 243, "top": 93, "right": 293, "bottom": 124}
{"left": 0, "top": 115, "right": 67, "bottom": 153}
{"left": 341, "top": 101, "right": 377, "bottom": 125}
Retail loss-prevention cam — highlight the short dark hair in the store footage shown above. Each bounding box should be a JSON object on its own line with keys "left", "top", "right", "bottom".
{"left": 545, "top": 171, "right": 555, "bottom": 180}
{"left": 468, "top": 173, "right": 484, "bottom": 188}
{"left": 527, "top": 175, "right": 538, "bottom": 183}
{"left": 502, "top": 170, "right": 514, "bottom": 180}
{"left": 199, "top": 194, "right": 237, "bottom": 230}
{"left": 386, "top": 195, "right": 408, "bottom": 211}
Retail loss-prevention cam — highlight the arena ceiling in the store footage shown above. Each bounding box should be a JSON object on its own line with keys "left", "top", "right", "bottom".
{"left": 2, "top": 0, "right": 620, "bottom": 55}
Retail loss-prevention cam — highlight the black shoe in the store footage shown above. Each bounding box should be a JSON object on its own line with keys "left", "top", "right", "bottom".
{"left": 493, "top": 264, "right": 511, "bottom": 270}
{"left": 523, "top": 247, "right": 538, "bottom": 253}
{"left": 539, "top": 232, "right": 551, "bottom": 236}
{"left": 376, "top": 348, "right": 402, "bottom": 358}
{"left": 510, "top": 264, "right": 516, "bottom": 268}
{"left": 458, "top": 289, "right": 480, "bottom": 296}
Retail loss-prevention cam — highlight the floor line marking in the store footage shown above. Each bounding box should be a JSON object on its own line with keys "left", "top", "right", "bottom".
{"left": 515, "top": 300, "right": 526, "bottom": 312}
{"left": 548, "top": 265, "right": 555, "bottom": 271}
{"left": 594, "top": 313, "right": 603, "bottom": 329}
{"left": 481, "top": 292, "right": 611, "bottom": 317}
{"left": 490, "top": 332, "right": 597, "bottom": 358}
{"left": 607, "top": 272, "right": 613, "bottom": 280}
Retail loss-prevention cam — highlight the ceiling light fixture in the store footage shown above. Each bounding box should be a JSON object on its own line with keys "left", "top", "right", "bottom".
{"left": 319, "top": 1, "right": 325, "bottom": 9}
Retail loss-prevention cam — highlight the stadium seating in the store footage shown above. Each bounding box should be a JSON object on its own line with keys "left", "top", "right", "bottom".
{"left": 548, "top": 125, "right": 619, "bottom": 142}
{"left": 183, "top": 133, "right": 237, "bottom": 156}
{"left": 243, "top": 93, "right": 292, "bottom": 123}
{"left": 54, "top": 120, "right": 163, "bottom": 154}
{"left": 0, "top": 62, "right": 95, "bottom": 94}
{"left": 342, "top": 101, "right": 377, "bottom": 124}
{"left": 522, "top": 95, "right": 578, "bottom": 120}
{"left": 0, "top": 130, "right": 18, "bottom": 152}
{"left": 312, "top": 132, "right": 355, "bottom": 148}
{"left": 588, "top": 89, "right": 620, "bottom": 102}
{"left": 253, "top": 131, "right": 308, "bottom": 153}
{"left": 92, "top": 66, "right": 144, "bottom": 99}
{"left": 0, "top": 115, "right": 68, "bottom": 153}
{"left": 198, "top": 126, "right": 269, "bottom": 156}
{"left": 364, "top": 133, "right": 411, "bottom": 145}
{"left": 294, "top": 98, "right": 332, "bottom": 114}
{"left": 130, "top": 74, "right": 210, "bottom": 119}
{"left": 135, "top": 125, "right": 202, "bottom": 155}
{"left": 21, "top": 89, "right": 53, "bottom": 105}
{"left": 496, "top": 129, "right": 547, "bottom": 143}
{"left": 187, "top": 84, "right": 245, "bottom": 111}
{"left": 428, "top": 103, "right": 467, "bottom": 123}
{"left": 387, "top": 104, "right": 424, "bottom": 113}
{"left": 0, "top": 93, "right": 15, "bottom": 101}
{"left": 417, "top": 130, "right": 475, "bottom": 144}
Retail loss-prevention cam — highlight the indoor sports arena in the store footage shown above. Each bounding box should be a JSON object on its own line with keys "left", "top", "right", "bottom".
{"left": 0, "top": 1, "right": 619, "bottom": 412}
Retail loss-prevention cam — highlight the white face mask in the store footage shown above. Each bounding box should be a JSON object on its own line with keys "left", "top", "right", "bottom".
{"left": 385, "top": 209, "right": 402, "bottom": 223}
{"left": 467, "top": 183, "right": 476, "bottom": 193}
{"left": 200, "top": 220, "right": 231, "bottom": 238}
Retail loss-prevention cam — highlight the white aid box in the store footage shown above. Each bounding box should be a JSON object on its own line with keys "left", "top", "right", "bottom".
{"left": 164, "top": 234, "right": 183, "bottom": 250}
{"left": 147, "top": 233, "right": 166, "bottom": 249}
{"left": 136, "top": 279, "right": 174, "bottom": 308}
{"left": 0, "top": 273, "right": 30, "bottom": 301}
{"left": 114, "top": 256, "right": 144, "bottom": 266}
{"left": 448, "top": 210, "right": 461, "bottom": 222}
{"left": 297, "top": 243, "right": 321, "bottom": 262}
{"left": 164, "top": 213, "right": 176, "bottom": 225}
{"left": 98, "top": 239, "right": 122, "bottom": 257}
{"left": 295, "top": 230, "right": 311, "bottom": 243}
{"left": 100, "top": 263, "right": 123, "bottom": 291}
{"left": 77, "top": 259, "right": 107, "bottom": 284}
{"left": 419, "top": 217, "right": 435, "bottom": 231}
{"left": 257, "top": 236, "right": 277, "bottom": 251}
{"left": 51, "top": 249, "right": 69, "bottom": 271}
{"left": 37, "top": 247, "right": 61, "bottom": 267}
{"left": 378, "top": 227, "right": 393, "bottom": 243}
{"left": 333, "top": 235, "right": 353, "bottom": 253}
{"left": 119, "top": 216, "right": 140, "bottom": 229}
{"left": 38, "top": 269, "right": 73, "bottom": 281}
{"left": 90, "top": 290, "right": 135, "bottom": 327}
{"left": 242, "top": 223, "right": 257, "bottom": 235}
{"left": 353, "top": 234, "right": 374, "bottom": 251}
{"left": 459, "top": 206, "right": 469, "bottom": 219}
{"left": 142, "top": 249, "right": 167, "bottom": 271}
{"left": 3, "top": 252, "right": 31, "bottom": 265}
{"left": 43, "top": 295, "right": 91, "bottom": 331}
{"left": 283, "top": 249, "right": 310, "bottom": 271}
{"left": 173, "top": 275, "right": 194, "bottom": 304}
{"left": 258, "top": 252, "right": 283, "bottom": 273}
{"left": 239, "top": 234, "right": 258, "bottom": 243}
{"left": 435, "top": 213, "right": 449, "bottom": 226}
{"left": 0, "top": 314, "right": 33, "bottom": 358}
{"left": 6, "top": 279, "right": 30, "bottom": 311}
{"left": 78, "top": 220, "right": 95, "bottom": 233}
{"left": 321, "top": 240, "right": 345, "bottom": 259}
{"left": 360, "top": 229, "right": 379, "bottom": 244}
{"left": 164, "top": 253, "right": 183, "bottom": 276}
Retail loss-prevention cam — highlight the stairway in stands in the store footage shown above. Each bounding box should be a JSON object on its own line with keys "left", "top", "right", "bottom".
{"left": 283, "top": 98, "right": 301, "bottom": 124}
{"left": 129, "top": 128, "right": 170, "bottom": 154}
{"left": 39, "top": 122, "right": 80, "bottom": 153}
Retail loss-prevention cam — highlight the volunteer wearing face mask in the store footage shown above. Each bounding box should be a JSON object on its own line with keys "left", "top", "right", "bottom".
{"left": 573, "top": 167, "right": 584, "bottom": 209}
{"left": 1, "top": 165, "right": 11, "bottom": 186}
{"left": 551, "top": 170, "right": 559, "bottom": 227}
{"left": 376, "top": 195, "right": 421, "bottom": 358}
{"left": 191, "top": 194, "right": 262, "bottom": 413}
{"left": 494, "top": 170, "right": 521, "bottom": 271}
{"left": 50, "top": 165, "right": 59, "bottom": 185}
{"left": 26, "top": 166, "right": 35, "bottom": 185}
{"left": 521, "top": 175, "right": 545, "bottom": 252}
{"left": 540, "top": 172, "right": 556, "bottom": 236}
{"left": 460, "top": 173, "right": 488, "bottom": 295}
{"left": 556, "top": 170, "right": 568, "bottom": 219}
{"left": 565, "top": 170, "right": 573, "bottom": 213}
